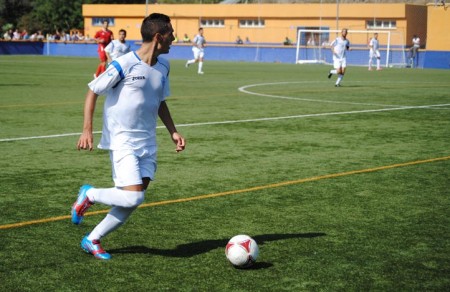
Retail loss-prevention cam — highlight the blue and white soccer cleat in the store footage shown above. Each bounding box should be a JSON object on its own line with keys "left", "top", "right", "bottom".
{"left": 81, "top": 234, "right": 111, "bottom": 260}
{"left": 71, "top": 184, "right": 94, "bottom": 225}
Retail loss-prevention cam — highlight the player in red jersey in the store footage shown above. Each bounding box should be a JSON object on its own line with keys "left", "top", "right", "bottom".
{"left": 94, "top": 19, "right": 114, "bottom": 78}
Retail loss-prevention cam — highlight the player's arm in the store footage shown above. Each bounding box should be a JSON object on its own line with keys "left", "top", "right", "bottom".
{"left": 94, "top": 31, "right": 103, "bottom": 44}
{"left": 191, "top": 36, "right": 198, "bottom": 47}
{"left": 329, "top": 40, "right": 336, "bottom": 54}
{"left": 104, "top": 43, "right": 113, "bottom": 63}
{"left": 106, "top": 52, "right": 112, "bottom": 64}
{"left": 158, "top": 101, "right": 186, "bottom": 152}
{"left": 77, "top": 90, "right": 99, "bottom": 151}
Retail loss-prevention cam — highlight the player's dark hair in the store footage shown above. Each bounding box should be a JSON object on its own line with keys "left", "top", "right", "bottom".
{"left": 141, "top": 13, "right": 171, "bottom": 43}
{"left": 119, "top": 29, "right": 127, "bottom": 35}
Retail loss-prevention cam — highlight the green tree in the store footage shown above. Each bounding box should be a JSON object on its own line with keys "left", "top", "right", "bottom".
{"left": 30, "top": 0, "right": 84, "bottom": 34}
{"left": 0, "top": 0, "right": 33, "bottom": 32}
{"left": 1, "top": 0, "right": 222, "bottom": 36}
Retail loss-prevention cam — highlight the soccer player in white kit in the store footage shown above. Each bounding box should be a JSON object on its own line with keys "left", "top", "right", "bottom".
{"left": 368, "top": 32, "right": 381, "bottom": 71}
{"left": 104, "top": 29, "right": 131, "bottom": 64}
{"left": 327, "top": 28, "right": 350, "bottom": 87}
{"left": 72, "top": 13, "right": 186, "bottom": 260}
{"left": 185, "top": 27, "right": 206, "bottom": 74}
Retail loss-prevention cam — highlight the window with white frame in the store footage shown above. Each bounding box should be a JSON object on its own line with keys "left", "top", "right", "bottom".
{"left": 92, "top": 17, "right": 115, "bottom": 27}
{"left": 239, "top": 19, "right": 265, "bottom": 28}
{"left": 200, "top": 19, "right": 225, "bottom": 28}
{"left": 366, "top": 20, "right": 396, "bottom": 29}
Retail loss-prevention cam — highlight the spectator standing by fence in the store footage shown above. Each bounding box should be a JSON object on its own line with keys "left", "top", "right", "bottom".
{"left": 410, "top": 34, "right": 421, "bottom": 68}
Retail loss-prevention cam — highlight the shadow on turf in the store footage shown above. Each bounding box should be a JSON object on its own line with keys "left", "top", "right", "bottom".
{"left": 0, "top": 83, "right": 40, "bottom": 87}
{"left": 108, "top": 232, "right": 326, "bottom": 259}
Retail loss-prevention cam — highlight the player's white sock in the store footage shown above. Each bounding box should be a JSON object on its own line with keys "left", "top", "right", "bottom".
{"left": 198, "top": 61, "right": 203, "bottom": 73}
{"left": 87, "top": 187, "right": 145, "bottom": 208}
{"left": 188, "top": 59, "right": 196, "bottom": 65}
{"left": 88, "top": 206, "right": 136, "bottom": 241}
{"left": 330, "top": 69, "right": 337, "bottom": 74}
{"left": 336, "top": 74, "right": 343, "bottom": 85}
{"left": 369, "top": 59, "right": 372, "bottom": 69}
{"left": 376, "top": 59, "right": 380, "bottom": 69}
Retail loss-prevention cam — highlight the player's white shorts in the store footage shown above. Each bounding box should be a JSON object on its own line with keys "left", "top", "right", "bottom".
{"left": 370, "top": 50, "right": 380, "bottom": 59}
{"left": 109, "top": 147, "right": 157, "bottom": 187}
{"left": 333, "top": 57, "right": 347, "bottom": 69}
{"left": 192, "top": 46, "right": 204, "bottom": 59}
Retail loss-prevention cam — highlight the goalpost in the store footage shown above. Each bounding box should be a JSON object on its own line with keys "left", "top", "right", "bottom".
{"left": 295, "top": 29, "right": 407, "bottom": 68}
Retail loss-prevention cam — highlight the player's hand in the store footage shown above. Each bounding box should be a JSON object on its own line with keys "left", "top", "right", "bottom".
{"left": 171, "top": 132, "right": 186, "bottom": 153}
{"left": 77, "top": 131, "right": 94, "bottom": 151}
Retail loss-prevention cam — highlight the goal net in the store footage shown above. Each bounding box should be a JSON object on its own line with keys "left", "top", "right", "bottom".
{"left": 295, "top": 29, "right": 407, "bottom": 68}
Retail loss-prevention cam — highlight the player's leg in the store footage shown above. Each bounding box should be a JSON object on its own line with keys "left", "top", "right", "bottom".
{"left": 198, "top": 50, "right": 205, "bottom": 74}
{"left": 87, "top": 178, "right": 150, "bottom": 241}
{"left": 336, "top": 67, "right": 343, "bottom": 86}
{"left": 73, "top": 149, "right": 156, "bottom": 260}
{"left": 71, "top": 150, "right": 146, "bottom": 224}
{"left": 328, "top": 57, "right": 339, "bottom": 78}
{"left": 80, "top": 206, "right": 135, "bottom": 260}
{"left": 368, "top": 51, "right": 373, "bottom": 70}
{"left": 335, "top": 59, "right": 346, "bottom": 87}
{"left": 95, "top": 50, "right": 108, "bottom": 77}
{"left": 376, "top": 51, "right": 381, "bottom": 70}
{"left": 186, "top": 47, "right": 199, "bottom": 67}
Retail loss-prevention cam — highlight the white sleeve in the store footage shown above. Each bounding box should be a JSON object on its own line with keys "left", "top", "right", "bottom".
{"left": 88, "top": 61, "right": 123, "bottom": 95}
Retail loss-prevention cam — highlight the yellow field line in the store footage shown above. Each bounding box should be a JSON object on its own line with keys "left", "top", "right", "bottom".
{"left": 1, "top": 155, "right": 449, "bottom": 230}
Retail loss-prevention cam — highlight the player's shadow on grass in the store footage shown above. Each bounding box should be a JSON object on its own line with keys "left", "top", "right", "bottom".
{"left": 109, "top": 232, "right": 326, "bottom": 259}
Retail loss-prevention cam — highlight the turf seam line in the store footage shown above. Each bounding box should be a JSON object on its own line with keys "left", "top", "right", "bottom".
{"left": 1, "top": 155, "right": 449, "bottom": 230}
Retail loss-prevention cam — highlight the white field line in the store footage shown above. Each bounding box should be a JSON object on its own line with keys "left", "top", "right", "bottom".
{"left": 239, "top": 82, "right": 409, "bottom": 107}
{"left": 1, "top": 103, "right": 450, "bottom": 142}
{"left": 238, "top": 81, "right": 450, "bottom": 109}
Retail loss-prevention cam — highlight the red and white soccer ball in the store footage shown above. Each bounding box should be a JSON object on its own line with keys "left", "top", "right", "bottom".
{"left": 225, "top": 235, "right": 259, "bottom": 268}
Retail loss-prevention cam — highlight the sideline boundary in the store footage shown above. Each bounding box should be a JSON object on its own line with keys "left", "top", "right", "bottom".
{"left": 1, "top": 155, "right": 449, "bottom": 230}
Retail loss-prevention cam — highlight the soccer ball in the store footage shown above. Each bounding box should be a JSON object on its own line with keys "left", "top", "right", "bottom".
{"left": 225, "top": 235, "right": 259, "bottom": 268}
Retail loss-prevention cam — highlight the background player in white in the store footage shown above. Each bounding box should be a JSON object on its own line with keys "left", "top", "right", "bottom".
{"left": 368, "top": 32, "right": 382, "bottom": 71}
{"left": 104, "top": 29, "right": 131, "bottom": 64}
{"left": 72, "top": 13, "right": 186, "bottom": 260}
{"left": 185, "top": 27, "right": 206, "bottom": 74}
{"left": 328, "top": 28, "right": 350, "bottom": 87}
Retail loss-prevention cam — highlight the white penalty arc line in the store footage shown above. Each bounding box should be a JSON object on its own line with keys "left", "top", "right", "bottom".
{"left": 238, "top": 81, "right": 449, "bottom": 108}
{"left": 1, "top": 104, "right": 450, "bottom": 143}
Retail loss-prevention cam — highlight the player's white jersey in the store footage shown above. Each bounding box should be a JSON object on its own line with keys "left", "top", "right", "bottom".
{"left": 331, "top": 37, "right": 350, "bottom": 59}
{"left": 369, "top": 38, "right": 379, "bottom": 52}
{"left": 193, "top": 34, "right": 206, "bottom": 49}
{"left": 88, "top": 51, "right": 170, "bottom": 151}
{"left": 104, "top": 40, "right": 131, "bottom": 61}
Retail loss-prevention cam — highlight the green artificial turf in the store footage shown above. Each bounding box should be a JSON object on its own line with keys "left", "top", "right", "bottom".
{"left": 0, "top": 55, "right": 449, "bottom": 291}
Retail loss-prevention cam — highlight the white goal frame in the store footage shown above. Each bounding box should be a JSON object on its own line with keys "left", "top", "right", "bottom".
{"left": 295, "top": 29, "right": 406, "bottom": 68}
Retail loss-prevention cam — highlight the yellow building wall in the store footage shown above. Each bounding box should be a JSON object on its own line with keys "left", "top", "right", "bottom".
{"left": 426, "top": 3, "right": 450, "bottom": 51}
{"left": 82, "top": 3, "right": 432, "bottom": 48}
